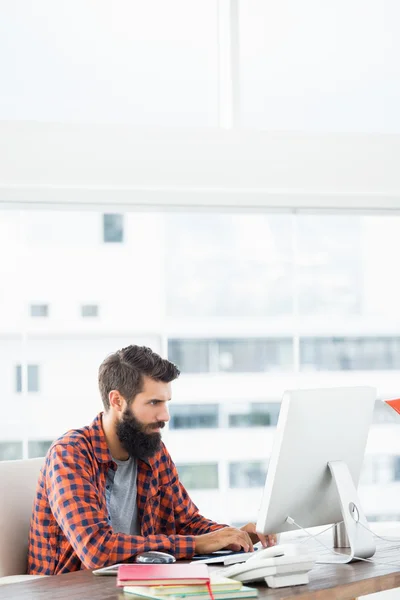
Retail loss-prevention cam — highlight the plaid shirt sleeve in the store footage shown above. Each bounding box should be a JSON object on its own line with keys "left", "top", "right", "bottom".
{"left": 47, "top": 444, "right": 196, "bottom": 569}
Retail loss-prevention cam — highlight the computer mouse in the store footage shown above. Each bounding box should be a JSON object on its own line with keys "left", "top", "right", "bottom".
{"left": 135, "top": 551, "right": 176, "bottom": 564}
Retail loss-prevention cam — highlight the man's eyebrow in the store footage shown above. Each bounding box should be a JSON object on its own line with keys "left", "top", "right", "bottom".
{"left": 149, "top": 398, "right": 171, "bottom": 402}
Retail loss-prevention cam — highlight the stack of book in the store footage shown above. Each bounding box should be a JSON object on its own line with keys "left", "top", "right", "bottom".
{"left": 116, "top": 563, "right": 258, "bottom": 600}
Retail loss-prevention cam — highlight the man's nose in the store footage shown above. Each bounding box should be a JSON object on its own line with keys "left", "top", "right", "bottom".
{"left": 158, "top": 404, "right": 170, "bottom": 422}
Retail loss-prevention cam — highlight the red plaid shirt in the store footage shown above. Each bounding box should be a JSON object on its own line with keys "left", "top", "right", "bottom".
{"left": 28, "top": 413, "right": 224, "bottom": 575}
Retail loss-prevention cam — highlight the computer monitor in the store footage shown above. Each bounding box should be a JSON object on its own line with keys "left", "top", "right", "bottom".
{"left": 256, "top": 386, "right": 377, "bottom": 563}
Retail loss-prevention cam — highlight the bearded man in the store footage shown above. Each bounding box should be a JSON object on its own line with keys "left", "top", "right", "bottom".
{"left": 28, "top": 345, "right": 275, "bottom": 575}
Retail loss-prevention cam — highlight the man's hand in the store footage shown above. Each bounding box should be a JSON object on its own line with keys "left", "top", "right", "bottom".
{"left": 239, "top": 522, "right": 277, "bottom": 548}
{"left": 194, "top": 527, "right": 254, "bottom": 554}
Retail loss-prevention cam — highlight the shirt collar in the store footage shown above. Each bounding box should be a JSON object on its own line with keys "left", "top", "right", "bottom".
{"left": 89, "top": 412, "right": 114, "bottom": 465}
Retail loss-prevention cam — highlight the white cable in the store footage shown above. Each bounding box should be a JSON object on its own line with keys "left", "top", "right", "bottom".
{"left": 286, "top": 516, "right": 400, "bottom": 568}
{"left": 295, "top": 522, "right": 342, "bottom": 545}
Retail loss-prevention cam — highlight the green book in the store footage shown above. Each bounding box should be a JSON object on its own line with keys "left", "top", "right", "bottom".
{"left": 138, "top": 576, "right": 242, "bottom": 595}
{"left": 123, "top": 585, "right": 258, "bottom": 600}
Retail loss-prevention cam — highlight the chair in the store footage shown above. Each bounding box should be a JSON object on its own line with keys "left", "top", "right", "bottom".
{"left": 0, "top": 457, "right": 45, "bottom": 584}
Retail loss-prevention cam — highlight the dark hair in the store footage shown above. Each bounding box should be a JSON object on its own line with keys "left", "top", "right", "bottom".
{"left": 98, "top": 345, "right": 180, "bottom": 411}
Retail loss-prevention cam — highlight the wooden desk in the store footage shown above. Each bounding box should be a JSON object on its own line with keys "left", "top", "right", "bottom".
{"left": 2, "top": 543, "right": 400, "bottom": 600}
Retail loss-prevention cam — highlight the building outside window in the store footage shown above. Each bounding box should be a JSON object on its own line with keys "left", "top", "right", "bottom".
{"left": 169, "top": 404, "right": 219, "bottom": 429}
{"left": 15, "top": 365, "right": 40, "bottom": 393}
{"left": 30, "top": 304, "right": 49, "bottom": 317}
{"left": 0, "top": 442, "right": 23, "bottom": 461}
{"left": 168, "top": 340, "right": 209, "bottom": 373}
{"left": 229, "top": 461, "right": 269, "bottom": 488}
{"left": 103, "top": 214, "right": 124, "bottom": 243}
{"left": 300, "top": 337, "right": 400, "bottom": 371}
{"left": 228, "top": 402, "right": 280, "bottom": 427}
{"left": 28, "top": 440, "right": 53, "bottom": 458}
{"left": 81, "top": 304, "right": 99, "bottom": 318}
{"left": 360, "top": 455, "right": 395, "bottom": 485}
{"left": 176, "top": 463, "right": 219, "bottom": 490}
{"left": 168, "top": 338, "right": 293, "bottom": 373}
{"left": 216, "top": 339, "right": 292, "bottom": 372}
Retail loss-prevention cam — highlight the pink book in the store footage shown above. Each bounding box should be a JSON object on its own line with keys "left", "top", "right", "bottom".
{"left": 117, "top": 563, "right": 210, "bottom": 588}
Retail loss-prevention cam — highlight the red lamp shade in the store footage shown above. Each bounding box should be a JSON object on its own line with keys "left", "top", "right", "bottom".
{"left": 385, "top": 399, "right": 400, "bottom": 415}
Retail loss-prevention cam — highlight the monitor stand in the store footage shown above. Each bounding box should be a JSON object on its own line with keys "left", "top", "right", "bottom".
{"left": 316, "top": 460, "right": 375, "bottom": 564}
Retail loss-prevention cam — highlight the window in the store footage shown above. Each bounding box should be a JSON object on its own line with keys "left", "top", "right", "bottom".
{"left": 0, "top": 442, "right": 23, "bottom": 461}
{"left": 166, "top": 214, "right": 293, "bottom": 318}
{"left": 360, "top": 455, "right": 394, "bottom": 485}
{"left": 168, "top": 338, "right": 293, "bottom": 373}
{"left": 229, "top": 461, "right": 269, "bottom": 488}
{"left": 16, "top": 365, "right": 40, "bottom": 393}
{"left": 0, "top": 2, "right": 218, "bottom": 126}
{"left": 229, "top": 402, "right": 280, "bottom": 427}
{"left": 367, "top": 514, "right": 400, "bottom": 523}
{"left": 240, "top": 2, "right": 399, "bottom": 134}
{"left": 216, "top": 339, "right": 292, "bottom": 372}
{"left": 176, "top": 463, "right": 219, "bottom": 490}
{"left": 30, "top": 304, "right": 49, "bottom": 317}
{"left": 28, "top": 440, "right": 53, "bottom": 458}
{"left": 300, "top": 337, "right": 400, "bottom": 371}
{"left": 168, "top": 340, "right": 209, "bottom": 373}
{"left": 81, "top": 304, "right": 99, "bottom": 318}
{"left": 169, "top": 404, "right": 219, "bottom": 429}
{"left": 393, "top": 457, "right": 400, "bottom": 482}
{"left": 103, "top": 214, "right": 124, "bottom": 243}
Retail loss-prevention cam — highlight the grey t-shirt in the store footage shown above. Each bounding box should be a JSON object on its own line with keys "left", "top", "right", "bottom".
{"left": 105, "top": 456, "right": 140, "bottom": 535}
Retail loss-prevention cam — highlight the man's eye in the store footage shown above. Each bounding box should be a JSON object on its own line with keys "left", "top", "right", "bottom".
{"left": 150, "top": 400, "right": 160, "bottom": 405}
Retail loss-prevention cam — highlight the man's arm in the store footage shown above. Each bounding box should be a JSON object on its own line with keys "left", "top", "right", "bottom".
{"left": 46, "top": 444, "right": 196, "bottom": 569}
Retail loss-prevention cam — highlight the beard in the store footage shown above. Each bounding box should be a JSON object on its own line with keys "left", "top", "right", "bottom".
{"left": 116, "top": 408, "right": 165, "bottom": 460}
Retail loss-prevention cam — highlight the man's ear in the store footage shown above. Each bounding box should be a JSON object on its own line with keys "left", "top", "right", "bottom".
{"left": 109, "top": 390, "right": 124, "bottom": 413}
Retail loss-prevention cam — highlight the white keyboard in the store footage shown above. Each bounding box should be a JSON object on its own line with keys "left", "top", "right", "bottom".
{"left": 192, "top": 551, "right": 258, "bottom": 565}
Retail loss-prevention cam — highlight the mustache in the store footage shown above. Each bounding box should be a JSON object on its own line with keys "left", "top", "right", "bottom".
{"left": 148, "top": 421, "right": 165, "bottom": 430}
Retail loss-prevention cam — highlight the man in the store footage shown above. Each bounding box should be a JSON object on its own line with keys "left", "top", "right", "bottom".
{"left": 28, "top": 345, "right": 275, "bottom": 575}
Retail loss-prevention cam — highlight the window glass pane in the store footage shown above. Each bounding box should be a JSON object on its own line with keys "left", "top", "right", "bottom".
{"left": 15, "top": 365, "right": 22, "bottom": 393}
{"left": 240, "top": 0, "right": 400, "bottom": 133}
{"left": 169, "top": 338, "right": 293, "bottom": 373}
{"left": 300, "top": 337, "right": 400, "bottom": 371}
{"left": 176, "top": 463, "right": 219, "bottom": 490}
{"left": 169, "top": 404, "right": 219, "bottom": 429}
{"left": 28, "top": 365, "right": 39, "bottom": 392}
{"left": 81, "top": 304, "right": 99, "bottom": 318}
{"left": 168, "top": 340, "right": 209, "bottom": 373}
{"left": 296, "top": 216, "right": 363, "bottom": 316}
{"left": 229, "top": 461, "right": 268, "bottom": 488}
{"left": 393, "top": 457, "right": 400, "bottom": 482}
{"left": 0, "top": 1, "right": 218, "bottom": 126}
{"left": 360, "top": 455, "right": 394, "bottom": 485}
{"left": 15, "top": 364, "right": 39, "bottom": 392}
{"left": 367, "top": 514, "right": 400, "bottom": 523}
{"left": 229, "top": 402, "right": 280, "bottom": 427}
{"left": 103, "top": 214, "right": 124, "bottom": 243}
{"left": 0, "top": 441, "right": 23, "bottom": 461}
{"left": 166, "top": 214, "right": 293, "bottom": 317}
{"left": 217, "top": 339, "right": 292, "bottom": 372}
{"left": 30, "top": 304, "right": 48, "bottom": 317}
{"left": 3, "top": 209, "right": 400, "bottom": 525}
{"left": 28, "top": 440, "right": 53, "bottom": 458}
